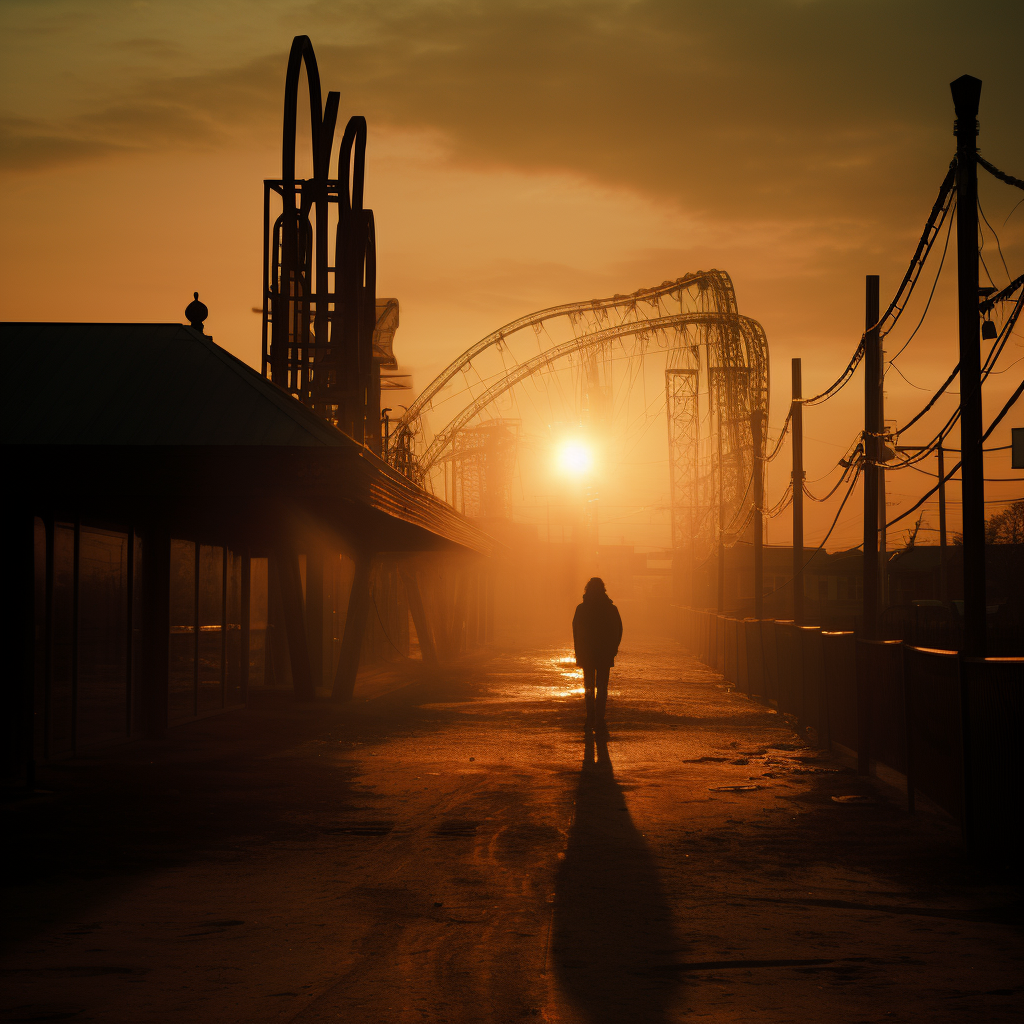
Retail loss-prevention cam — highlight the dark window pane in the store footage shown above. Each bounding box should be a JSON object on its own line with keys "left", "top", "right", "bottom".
{"left": 33, "top": 518, "right": 46, "bottom": 759}
{"left": 50, "top": 524, "right": 75, "bottom": 757}
{"left": 249, "top": 558, "right": 268, "bottom": 689}
{"left": 77, "top": 528, "right": 129, "bottom": 749}
{"left": 226, "top": 550, "right": 242, "bottom": 706}
{"left": 131, "top": 533, "right": 144, "bottom": 736}
{"left": 168, "top": 539, "right": 195, "bottom": 724}
{"left": 197, "top": 544, "right": 223, "bottom": 714}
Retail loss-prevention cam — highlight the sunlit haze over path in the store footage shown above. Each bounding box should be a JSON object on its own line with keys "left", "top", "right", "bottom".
{"left": 2, "top": 0, "right": 1021, "bottom": 548}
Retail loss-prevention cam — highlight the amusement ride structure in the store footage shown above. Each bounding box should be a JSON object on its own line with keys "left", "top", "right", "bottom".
{"left": 261, "top": 36, "right": 405, "bottom": 455}
{"left": 387, "top": 273, "right": 770, "bottom": 574}
{"left": 259, "top": 36, "right": 771, "bottom": 587}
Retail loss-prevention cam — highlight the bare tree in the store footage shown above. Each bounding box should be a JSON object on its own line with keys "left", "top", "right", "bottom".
{"left": 984, "top": 499, "right": 1024, "bottom": 544}
{"left": 903, "top": 513, "right": 925, "bottom": 550}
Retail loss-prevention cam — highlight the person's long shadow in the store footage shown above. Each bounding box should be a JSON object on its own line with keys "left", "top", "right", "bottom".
{"left": 552, "top": 729, "right": 683, "bottom": 1022}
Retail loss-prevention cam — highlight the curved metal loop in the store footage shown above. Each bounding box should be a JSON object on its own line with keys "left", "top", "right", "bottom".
{"left": 395, "top": 270, "right": 741, "bottom": 437}
{"left": 282, "top": 35, "right": 326, "bottom": 191}
{"left": 414, "top": 310, "right": 767, "bottom": 476}
{"left": 318, "top": 92, "right": 341, "bottom": 182}
{"left": 338, "top": 116, "right": 368, "bottom": 215}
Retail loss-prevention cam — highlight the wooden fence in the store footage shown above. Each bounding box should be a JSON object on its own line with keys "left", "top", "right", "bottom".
{"left": 678, "top": 608, "right": 1023, "bottom": 851}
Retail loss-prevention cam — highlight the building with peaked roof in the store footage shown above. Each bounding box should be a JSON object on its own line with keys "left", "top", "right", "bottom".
{"left": 3, "top": 321, "right": 493, "bottom": 784}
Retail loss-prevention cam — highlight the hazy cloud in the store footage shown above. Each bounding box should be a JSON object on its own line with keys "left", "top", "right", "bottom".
{"left": 0, "top": 115, "right": 127, "bottom": 169}
{"left": 4, "top": 0, "right": 1021, "bottom": 227}
{"left": 108, "top": 37, "right": 186, "bottom": 60}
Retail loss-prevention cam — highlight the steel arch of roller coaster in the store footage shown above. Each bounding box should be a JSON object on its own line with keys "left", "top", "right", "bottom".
{"left": 387, "top": 270, "right": 770, "bottom": 558}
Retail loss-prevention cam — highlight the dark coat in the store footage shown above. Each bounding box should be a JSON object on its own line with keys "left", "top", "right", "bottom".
{"left": 572, "top": 594, "right": 623, "bottom": 668}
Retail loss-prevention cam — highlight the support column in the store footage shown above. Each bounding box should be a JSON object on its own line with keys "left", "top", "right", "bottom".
{"left": 485, "top": 571, "right": 495, "bottom": 644}
{"left": 937, "top": 445, "right": 948, "bottom": 603}
{"left": 863, "top": 276, "right": 881, "bottom": 640}
{"left": 267, "top": 556, "right": 292, "bottom": 689}
{"left": 277, "top": 547, "right": 315, "bottom": 701}
{"left": 791, "top": 359, "right": 804, "bottom": 625}
{"left": 240, "top": 553, "right": 251, "bottom": 702}
{"left": 305, "top": 548, "right": 324, "bottom": 692}
{"left": 71, "top": 520, "right": 80, "bottom": 750}
{"left": 43, "top": 517, "right": 54, "bottom": 762}
{"left": 453, "top": 570, "right": 470, "bottom": 654}
{"left": 751, "top": 410, "right": 765, "bottom": 620}
{"left": 952, "top": 75, "right": 986, "bottom": 657}
{"left": 403, "top": 569, "right": 438, "bottom": 667}
{"left": 333, "top": 549, "right": 374, "bottom": 701}
{"left": 716, "top": 405, "right": 726, "bottom": 614}
{"left": 470, "top": 570, "right": 480, "bottom": 648}
{"left": 3, "top": 507, "right": 36, "bottom": 787}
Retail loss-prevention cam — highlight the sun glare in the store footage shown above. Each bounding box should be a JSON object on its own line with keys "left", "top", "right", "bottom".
{"left": 558, "top": 440, "right": 593, "bottom": 475}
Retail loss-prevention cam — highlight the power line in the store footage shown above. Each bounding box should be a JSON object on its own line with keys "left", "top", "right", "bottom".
{"left": 886, "top": 377, "right": 1024, "bottom": 530}
{"left": 804, "top": 158, "right": 957, "bottom": 407}
{"left": 886, "top": 200, "right": 956, "bottom": 371}
{"left": 978, "top": 270, "right": 1024, "bottom": 313}
{"left": 763, "top": 408, "right": 793, "bottom": 461}
{"left": 803, "top": 455, "right": 860, "bottom": 502}
{"left": 977, "top": 153, "right": 1024, "bottom": 191}
{"left": 759, "top": 468, "right": 862, "bottom": 595}
{"left": 890, "top": 283, "right": 1024, "bottom": 453}
{"left": 978, "top": 197, "right": 1013, "bottom": 284}
{"left": 763, "top": 481, "right": 793, "bottom": 519}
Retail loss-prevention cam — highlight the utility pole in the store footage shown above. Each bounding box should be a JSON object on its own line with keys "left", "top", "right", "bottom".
{"left": 879, "top": 372, "right": 888, "bottom": 610}
{"left": 751, "top": 410, "right": 765, "bottom": 619}
{"left": 951, "top": 74, "right": 986, "bottom": 657}
{"left": 937, "top": 444, "right": 948, "bottom": 602}
{"left": 898, "top": 444, "right": 949, "bottom": 604}
{"left": 863, "top": 275, "right": 881, "bottom": 640}
{"left": 717, "top": 407, "right": 726, "bottom": 613}
{"left": 791, "top": 358, "right": 804, "bottom": 624}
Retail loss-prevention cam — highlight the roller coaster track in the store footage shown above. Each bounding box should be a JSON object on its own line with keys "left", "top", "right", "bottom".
{"left": 394, "top": 271, "right": 739, "bottom": 437}
{"left": 416, "top": 311, "right": 767, "bottom": 476}
{"left": 389, "top": 270, "right": 768, "bottom": 556}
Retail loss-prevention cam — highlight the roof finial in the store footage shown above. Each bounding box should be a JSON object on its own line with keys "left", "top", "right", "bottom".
{"left": 185, "top": 291, "right": 209, "bottom": 332}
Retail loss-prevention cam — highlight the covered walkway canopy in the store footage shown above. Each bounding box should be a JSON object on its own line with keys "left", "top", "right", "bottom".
{"left": 3, "top": 322, "right": 493, "bottom": 781}
{"left": 3, "top": 322, "right": 492, "bottom": 556}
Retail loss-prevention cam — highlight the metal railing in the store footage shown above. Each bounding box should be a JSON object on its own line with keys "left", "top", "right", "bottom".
{"left": 677, "top": 607, "right": 1023, "bottom": 850}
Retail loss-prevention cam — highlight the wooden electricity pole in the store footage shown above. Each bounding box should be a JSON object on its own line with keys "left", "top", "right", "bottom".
{"left": 717, "top": 409, "right": 726, "bottom": 613}
{"left": 937, "top": 444, "right": 949, "bottom": 602}
{"left": 752, "top": 410, "right": 765, "bottom": 619}
{"left": 791, "top": 359, "right": 804, "bottom": 624}
{"left": 898, "top": 444, "right": 949, "bottom": 604}
{"left": 863, "top": 275, "right": 881, "bottom": 640}
{"left": 952, "top": 74, "right": 986, "bottom": 657}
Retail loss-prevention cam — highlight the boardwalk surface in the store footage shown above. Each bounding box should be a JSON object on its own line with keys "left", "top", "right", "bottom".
{"left": 3, "top": 638, "right": 1021, "bottom": 1023}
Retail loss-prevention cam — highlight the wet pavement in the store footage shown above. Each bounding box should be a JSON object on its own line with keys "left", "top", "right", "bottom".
{"left": 3, "top": 638, "right": 1022, "bottom": 1023}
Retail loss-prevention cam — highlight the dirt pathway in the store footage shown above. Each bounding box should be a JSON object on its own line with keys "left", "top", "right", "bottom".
{"left": 2, "top": 638, "right": 1020, "bottom": 1023}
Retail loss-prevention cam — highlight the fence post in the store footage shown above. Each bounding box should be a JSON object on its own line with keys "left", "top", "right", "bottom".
{"left": 904, "top": 652, "right": 916, "bottom": 814}
{"left": 856, "top": 640, "right": 872, "bottom": 775}
{"left": 959, "top": 662, "right": 975, "bottom": 847}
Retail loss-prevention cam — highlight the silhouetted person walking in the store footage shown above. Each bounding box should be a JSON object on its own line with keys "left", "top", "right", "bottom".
{"left": 572, "top": 577, "right": 623, "bottom": 727}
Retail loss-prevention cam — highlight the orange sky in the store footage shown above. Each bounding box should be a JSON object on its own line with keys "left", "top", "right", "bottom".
{"left": 2, "top": 0, "right": 1022, "bottom": 551}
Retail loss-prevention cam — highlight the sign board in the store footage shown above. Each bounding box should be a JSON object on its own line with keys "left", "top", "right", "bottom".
{"left": 1013, "top": 427, "right": 1024, "bottom": 470}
